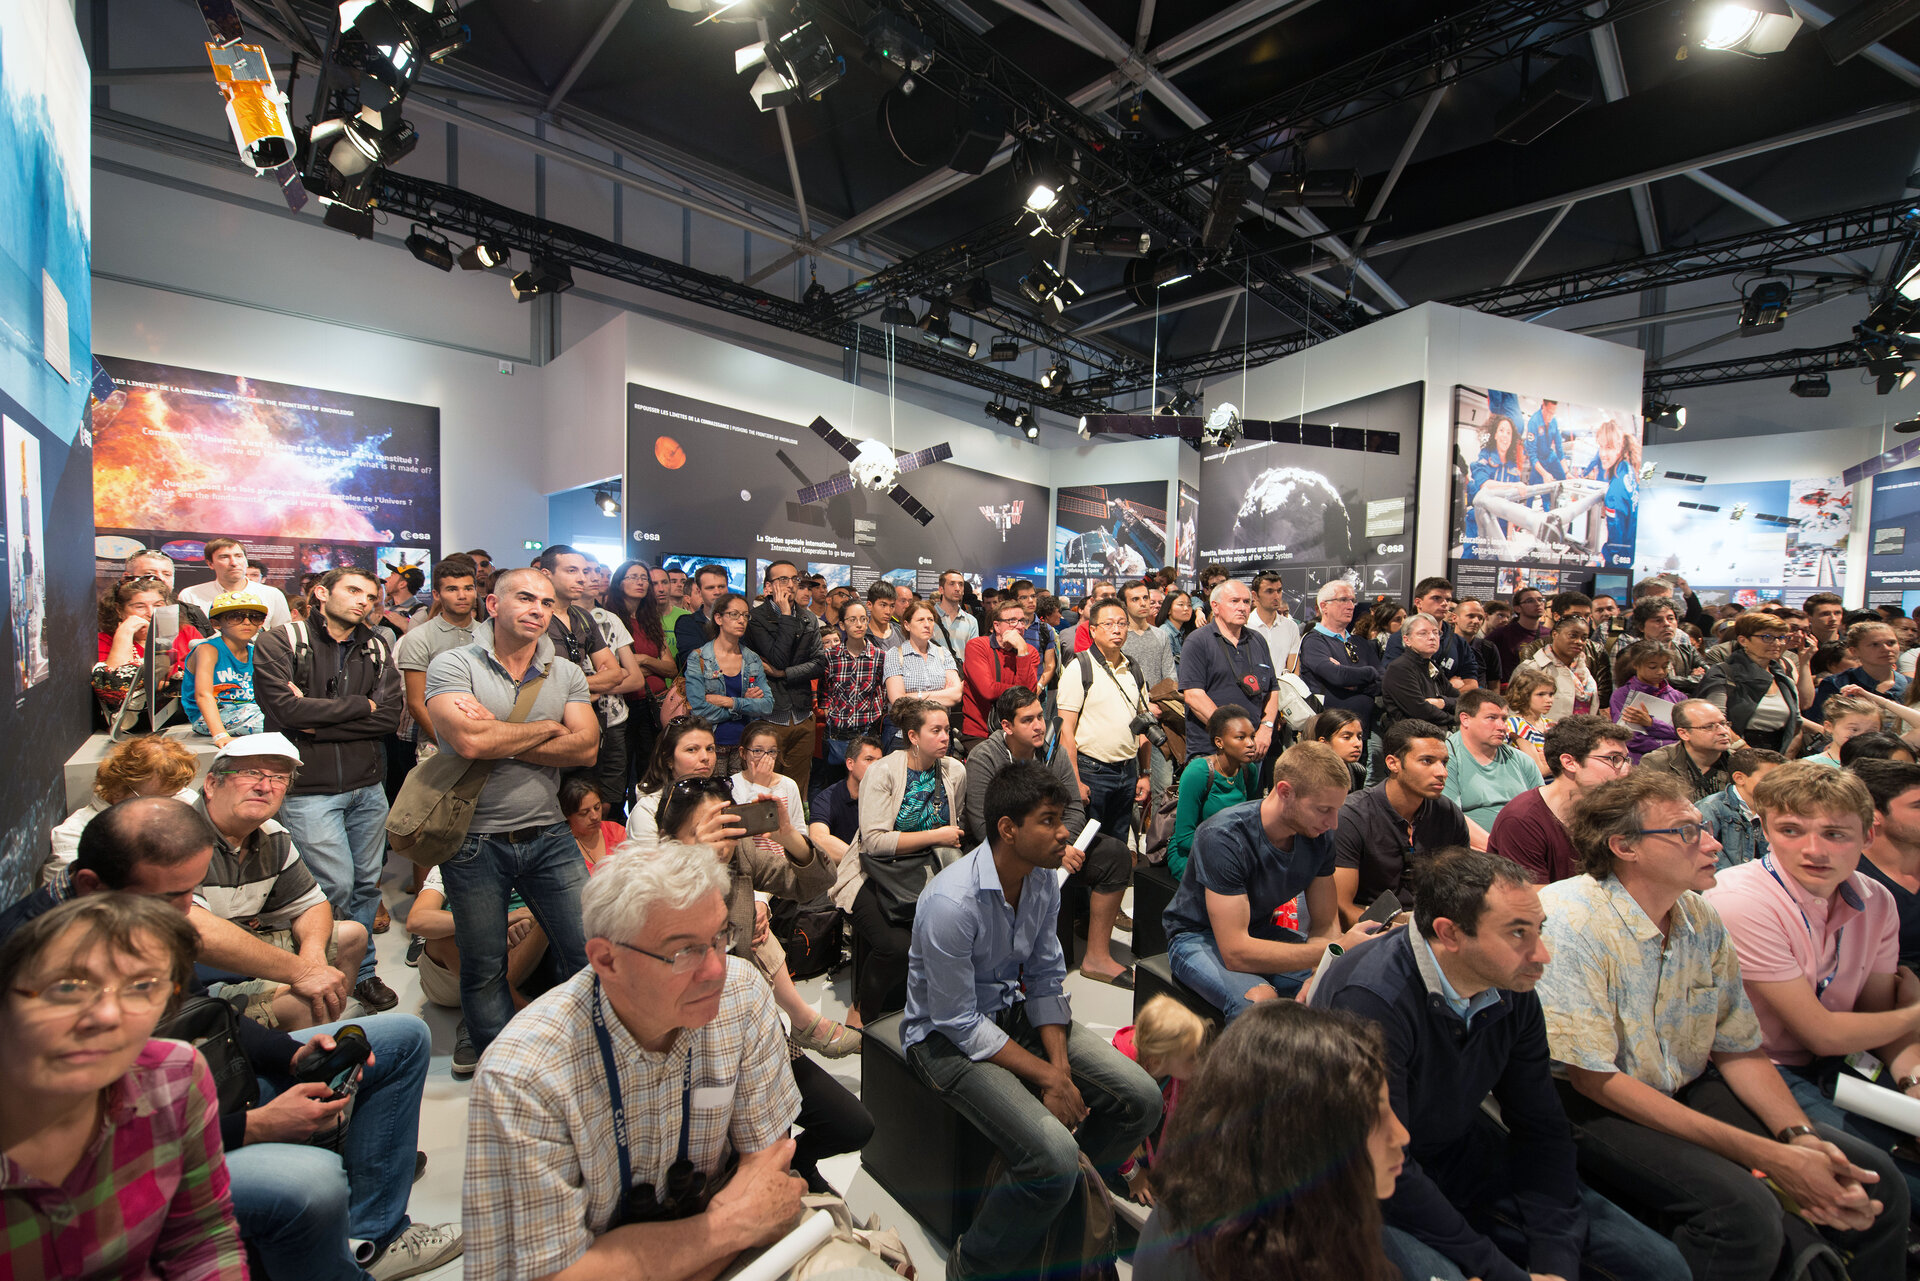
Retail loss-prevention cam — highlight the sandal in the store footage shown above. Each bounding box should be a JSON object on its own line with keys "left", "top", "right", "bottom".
{"left": 372, "top": 902, "right": 391, "bottom": 934}
{"left": 792, "top": 1012, "right": 860, "bottom": 1058}
{"left": 1080, "top": 966, "right": 1136, "bottom": 990}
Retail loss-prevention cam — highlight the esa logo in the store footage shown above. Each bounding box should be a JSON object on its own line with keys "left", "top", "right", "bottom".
{"left": 400, "top": 531, "right": 429, "bottom": 541}
{"left": 1375, "top": 543, "right": 1405, "bottom": 555}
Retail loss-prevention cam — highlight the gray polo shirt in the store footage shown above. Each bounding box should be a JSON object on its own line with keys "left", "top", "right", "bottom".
{"left": 424, "top": 621, "right": 592, "bottom": 832}
{"left": 396, "top": 614, "right": 479, "bottom": 744}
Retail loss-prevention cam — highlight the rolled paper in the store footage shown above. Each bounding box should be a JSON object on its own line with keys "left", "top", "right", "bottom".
{"left": 1833, "top": 1073, "right": 1920, "bottom": 1136}
{"left": 1058, "top": 819, "right": 1101, "bottom": 886}
{"left": 727, "top": 1209, "right": 835, "bottom": 1281}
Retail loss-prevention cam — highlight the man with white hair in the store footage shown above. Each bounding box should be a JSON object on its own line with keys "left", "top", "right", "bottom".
{"left": 464, "top": 842, "right": 807, "bottom": 1281}
{"left": 1299, "top": 577, "right": 1385, "bottom": 738}
{"left": 1177, "top": 577, "right": 1282, "bottom": 760}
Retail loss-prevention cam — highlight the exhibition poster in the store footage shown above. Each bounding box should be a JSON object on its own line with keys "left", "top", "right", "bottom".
{"left": 91, "top": 357, "right": 441, "bottom": 596}
{"left": 1053, "top": 482, "right": 1168, "bottom": 599}
{"left": 1193, "top": 382, "right": 1422, "bottom": 618}
{"left": 1867, "top": 469, "right": 1920, "bottom": 610}
{"left": 627, "top": 383, "right": 1048, "bottom": 595}
{"left": 1447, "top": 385, "right": 1643, "bottom": 598}
{"left": 5, "top": 418, "right": 47, "bottom": 694}
{"left": 1635, "top": 475, "right": 1849, "bottom": 607}
{"left": 1173, "top": 481, "right": 1199, "bottom": 582}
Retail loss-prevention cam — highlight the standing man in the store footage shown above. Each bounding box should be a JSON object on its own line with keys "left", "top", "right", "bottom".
{"left": 1444, "top": 690, "right": 1541, "bottom": 846}
{"left": 1299, "top": 579, "right": 1385, "bottom": 738}
{"left": 1385, "top": 577, "right": 1481, "bottom": 693}
{"left": 1178, "top": 579, "right": 1281, "bottom": 762}
{"left": 1487, "top": 715, "right": 1634, "bottom": 884}
{"left": 123, "top": 547, "right": 177, "bottom": 592}
{"left": 177, "top": 536, "right": 291, "bottom": 628}
{"left": 864, "top": 580, "right": 903, "bottom": 652}
{"left": 1486, "top": 586, "right": 1548, "bottom": 681}
{"left": 254, "top": 566, "right": 404, "bottom": 1012}
{"left": 653, "top": 565, "right": 688, "bottom": 663}
{"left": 1806, "top": 592, "right": 1847, "bottom": 649}
{"left": 536, "top": 545, "right": 629, "bottom": 808}
{"left": 381, "top": 564, "right": 424, "bottom": 635}
{"left": 903, "top": 762, "right": 1162, "bottom": 1281}
{"left": 424, "top": 567, "right": 599, "bottom": 1053}
{"left": 1010, "top": 579, "right": 1059, "bottom": 695}
{"left": 1056, "top": 598, "right": 1149, "bottom": 987}
{"left": 1246, "top": 571, "right": 1302, "bottom": 674}
{"left": 746, "top": 559, "right": 825, "bottom": 799}
{"left": 960, "top": 600, "right": 1040, "bottom": 752}
{"left": 674, "top": 564, "right": 731, "bottom": 671}
{"left": 929, "top": 569, "right": 980, "bottom": 660}
{"left": 1639, "top": 699, "right": 1735, "bottom": 801}
{"left": 1590, "top": 594, "right": 1621, "bottom": 642}
{"left": 1122, "top": 580, "right": 1179, "bottom": 803}
{"left": 1331, "top": 721, "right": 1470, "bottom": 923}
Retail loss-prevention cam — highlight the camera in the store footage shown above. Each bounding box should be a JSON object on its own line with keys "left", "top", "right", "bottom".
{"left": 611, "top": 1153, "right": 734, "bottom": 1227}
{"left": 1130, "top": 712, "right": 1168, "bottom": 749}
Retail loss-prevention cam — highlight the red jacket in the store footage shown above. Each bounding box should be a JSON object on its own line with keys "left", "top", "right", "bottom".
{"left": 961, "top": 635, "right": 1042, "bottom": 739}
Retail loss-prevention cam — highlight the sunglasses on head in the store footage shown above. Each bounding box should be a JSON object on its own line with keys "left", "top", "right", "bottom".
{"left": 670, "top": 777, "right": 731, "bottom": 800}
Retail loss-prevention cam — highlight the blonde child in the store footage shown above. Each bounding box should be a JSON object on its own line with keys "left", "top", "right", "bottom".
{"left": 1111, "top": 994, "right": 1210, "bottom": 1204}
{"left": 1806, "top": 693, "right": 1881, "bottom": 767}
{"left": 1502, "top": 666, "right": 1556, "bottom": 776}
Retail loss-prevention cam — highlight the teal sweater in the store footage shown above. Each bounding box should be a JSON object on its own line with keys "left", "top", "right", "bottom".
{"left": 1167, "top": 755, "right": 1261, "bottom": 881}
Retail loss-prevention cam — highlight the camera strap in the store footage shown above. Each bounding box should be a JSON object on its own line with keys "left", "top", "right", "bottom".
{"left": 591, "top": 976, "right": 693, "bottom": 1207}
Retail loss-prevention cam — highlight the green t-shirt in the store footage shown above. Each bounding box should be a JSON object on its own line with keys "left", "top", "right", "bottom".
{"left": 1168, "top": 754, "right": 1260, "bottom": 882}
{"left": 661, "top": 607, "right": 690, "bottom": 661}
{"left": 1443, "top": 732, "right": 1542, "bottom": 832}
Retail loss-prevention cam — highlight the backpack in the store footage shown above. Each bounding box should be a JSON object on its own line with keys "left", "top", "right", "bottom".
{"left": 770, "top": 899, "right": 844, "bottom": 980}
{"left": 156, "top": 994, "right": 259, "bottom": 1114}
{"left": 278, "top": 620, "right": 391, "bottom": 699}
{"left": 979, "top": 1150, "right": 1120, "bottom": 1281}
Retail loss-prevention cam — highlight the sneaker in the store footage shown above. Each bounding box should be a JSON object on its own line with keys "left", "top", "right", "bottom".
{"left": 413, "top": 1151, "right": 427, "bottom": 1183}
{"left": 353, "top": 976, "right": 398, "bottom": 1012}
{"left": 366, "top": 1222, "right": 463, "bottom": 1281}
{"left": 451, "top": 1021, "right": 478, "bottom": 1078}
{"left": 404, "top": 935, "right": 425, "bottom": 968}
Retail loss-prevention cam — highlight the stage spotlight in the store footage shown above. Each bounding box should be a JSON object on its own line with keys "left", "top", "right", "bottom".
{"left": 985, "top": 401, "right": 1018, "bottom": 427}
{"left": 1866, "top": 337, "right": 1915, "bottom": 393}
{"left": 1019, "top": 261, "right": 1084, "bottom": 313}
{"left": 1790, "top": 373, "right": 1832, "bottom": 398}
{"left": 1739, "top": 280, "right": 1791, "bottom": 334}
{"left": 1895, "top": 418, "right": 1920, "bottom": 433}
{"left": 1881, "top": 369, "right": 1917, "bottom": 395}
{"left": 1014, "top": 144, "right": 1068, "bottom": 213}
{"left": 802, "top": 279, "right": 830, "bottom": 308}
{"left": 919, "top": 298, "right": 978, "bottom": 357}
{"left": 737, "top": 21, "right": 844, "bottom": 112}
{"left": 1899, "top": 262, "right": 1920, "bottom": 301}
{"left": 1020, "top": 410, "right": 1039, "bottom": 440}
{"left": 509, "top": 256, "right": 574, "bottom": 301}
{"left": 953, "top": 276, "right": 993, "bottom": 311}
{"left": 1266, "top": 170, "right": 1359, "bottom": 209}
{"left": 1645, "top": 399, "right": 1687, "bottom": 431}
{"left": 1071, "top": 226, "right": 1152, "bottom": 258}
{"left": 1039, "top": 362, "right": 1069, "bottom": 391}
{"left": 1074, "top": 375, "right": 1117, "bottom": 398}
{"left": 458, "top": 240, "right": 509, "bottom": 270}
{"left": 405, "top": 226, "right": 455, "bottom": 271}
{"left": 593, "top": 489, "right": 621, "bottom": 516}
{"left": 988, "top": 337, "right": 1020, "bottom": 362}
{"left": 878, "top": 302, "right": 917, "bottom": 327}
{"left": 1164, "top": 388, "right": 1199, "bottom": 415}
{"left": 1698, "top": 0, "right": 1803, "bottom": 53}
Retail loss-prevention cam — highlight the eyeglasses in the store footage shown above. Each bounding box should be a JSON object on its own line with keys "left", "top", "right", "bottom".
{"left": 1587, "top": 753, "right": 1633, "bottom": 771}
{"left": 616, "top": 925, "right": 737, "bottom": 975}
{"left": 670, "top": 777, "right": 731, "bottom": 800}
{"left": 718, "top": 611, "right": 750, "bottom": 621}
{"left": 1681, "top": 720, "right": 1730, "bottom": 732}
{"left": 1752, "top": 633, "right": 1790, "bottom": 644}
{"left": 13, "top": 974, "right": 178, "bottom": 1016}
{"left": 768, "top": 574, "right": 799, "bottom": 585}
{"left": 1632, "top": 822, "right": 1706, "bottom": 845}
{"left": 122, "top": 573, "right": 166, "bottom": 586}
{"left": 742, "top": 747, "right": 777, "bottom": 758}
{"left": 216, "top": 768, "right": 293, "bottom": 788}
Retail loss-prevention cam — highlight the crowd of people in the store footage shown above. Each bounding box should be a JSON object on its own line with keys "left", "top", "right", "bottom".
{"left": 16, "top": 537, "right": 1920, "bottom": 1280}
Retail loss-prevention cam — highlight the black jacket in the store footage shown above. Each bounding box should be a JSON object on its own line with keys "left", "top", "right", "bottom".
{"left": 255, "top": 620, "right": 404, "bottom": 795}
{"left": 1697, "top": 647, "right": 1801, "bottom": 747}
{"left": 1381, "top": 650, "right": 1456, "bottom": 728}
{"left": 745, "top": 599, "right": 825, "bottom": 718}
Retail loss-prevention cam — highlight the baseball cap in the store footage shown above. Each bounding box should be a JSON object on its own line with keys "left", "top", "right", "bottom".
{"left": 209, "top": 592, "right": 269, "bottom": 619}
{"left": 213, "top": 731, "right": 303, "bottom": 770}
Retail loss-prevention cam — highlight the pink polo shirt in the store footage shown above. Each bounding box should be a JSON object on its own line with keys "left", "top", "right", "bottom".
{"left": 1705, "top": 859, "right": 1900, "bottom": 1066}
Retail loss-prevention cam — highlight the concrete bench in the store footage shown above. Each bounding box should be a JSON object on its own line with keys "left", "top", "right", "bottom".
{"left": 1133, "top": 952, "right": 1225, "bottom": 1027}
{"left": 857, "top": 1012, "right": 1001, "bottom": 1246}
{"left": 1130, "top": 862, "right": 1179, "bottom": 960}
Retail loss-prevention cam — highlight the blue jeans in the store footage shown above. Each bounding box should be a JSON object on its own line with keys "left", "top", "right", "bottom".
{"left": 1077, "top": 755, "right": 1138, "bottom": 842}
{"left": 277, "top": 784, "right": 390, "bottom": 984}
{"left": 439, "top": 822, "right": 589, "bottom": 1050}
{"left": 1166, "top": 927, "right": 1307, "bottom": 1019}
{"left": 228, "top": 1013, "right": 430, "bottom": 1280}
{"left": 1783, "top": 1067, "right": 1920, "bottom": 1210}
{"left": 1383, "top": 1185, "right": 1690, "bottom": 1281}
{"left": 907, "top": 1009, "right": 1161, "bottom": 1277}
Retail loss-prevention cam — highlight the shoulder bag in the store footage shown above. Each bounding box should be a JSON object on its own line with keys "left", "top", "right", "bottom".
{"left": 861, "top": 763, "right": 960, "bottom": 926}
{"left": 386, "top": 674, "right": 547, "bottom": 866}
{"left": 156, "top": 993, "right": 260, "bottom": 1114}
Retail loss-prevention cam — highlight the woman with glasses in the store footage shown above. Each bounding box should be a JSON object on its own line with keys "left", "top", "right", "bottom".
{"left": 684, "top": 592, "right": 773, "bottom": 778}
{"left": 832, "top": 697, "right": 967, "bottom": 1022}
{"left": 819, "top": 601, "right": 886, "bottom": 789}
{"left": 728, "top": 722, "right": 806, "bottom": 855}
{"left": 0, "top": 893, "right": 247, "bottom": 1280}
{"left": 628, "top": 716, "right": 720, "bottom": 849}
{"left": 92, "top": 578, "right": 197, "bottom": 721}
{"left": 1697, "top": 612, "right": 1805, "bottom": 755}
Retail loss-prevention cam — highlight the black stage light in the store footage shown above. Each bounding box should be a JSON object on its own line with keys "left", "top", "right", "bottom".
{"left": 458, "top": 240, "right": 509, "bottom": 270}
{"left": 1039, "top": 362, "right": 1069, "bottom": 391}
{"left": 1739, "top": 280, "right": 1792, "bottom": 334}
{"left": 1019, "top": 410, "right": 1039, "bottom": 440}
{"left": 878, "top": 303, "right": 917, "bottom": 327}
{"left": 1072, "top": 226, "right": 1152, "bottom": 258}
{"left": 509, "top": 256, "right": 574, "bottom": 302}
{"left": 1790, "top": 373, "right": 1832, "bottom": 398}
{"left": 1019, "top": 261, "right": 1084, "bottom": 313}
{"left": 1266, "top": 170, "right": 1358, "bottom": 209}
{"left": 737, "top": 21, "right": 844, "bottom": 112}
{"left": 1865, "top": 337, "right": 1915, "bottom": 393}
{"left": 405, "top": 226, "right": 455, "bottom": 271}
{"left": 1645, "top": 399, "right": 1687, "bottom": 431}
{"left": 594, "top": 489, "right": 621, "bottom": 516}
{"left": 919, "top": 298, "right": 978, "bottom": 357}
{"left": 1014, "top": 144, "right": 1068, "bottom": 214}
{"left": 1164, "top": 388, "right": 1199, "bottom": 415}
{"left": 1074, "top": 375, "right": 1117, "bottom": 397}
{"left": 1698, "top": 0, "right": 1803, "bottom": 54}
{"left": 953, "top": 276, "right": 993, "bottom": 311}
{"left": 323, "top": 203, "right": 375, "bottom": 238}
{"left": 1203, "top": 165, "right": 1255, "bottom": 250}
{"left": 985, "top": 401, "right": 1018, "bottom": 427}
{"left": 988, "top": 337, "right": 1020, "bottom": 362}
{"left": 802, "top": 279, "right": 830, "bottom": 308}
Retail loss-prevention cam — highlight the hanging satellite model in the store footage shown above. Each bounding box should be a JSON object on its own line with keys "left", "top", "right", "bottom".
{"left": 793, "top": 416, "right": 952, "bottom": 525}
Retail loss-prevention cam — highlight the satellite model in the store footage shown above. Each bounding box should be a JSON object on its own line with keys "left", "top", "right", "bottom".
{"left": 793, "top": 416, "right": 952, "bottom": 526}
{"left": 979, "top": 502, "right": 1024, "bottom": 542}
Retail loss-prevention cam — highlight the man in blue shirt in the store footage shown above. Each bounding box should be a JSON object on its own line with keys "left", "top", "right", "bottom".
{"left": 1163, "top": 741, "right": 1380, "bottom": 1016}
{"left": 903, "top": 761, "right": 1161, "bottom": 1280}
{"left": 1299, "top": 578, "right": 1384, "bottom": 737}
{"left": 1313, "top": 848, "right": 1688, "bottom": 1281}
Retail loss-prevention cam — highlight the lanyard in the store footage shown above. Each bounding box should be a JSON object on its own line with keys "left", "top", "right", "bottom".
{"left": 591, "top": 977, "right": 693, "bottom": 1203}
{"left": 1759, "top": 855, "right": 1843, "bottom": 997}
{"left": 1089, "top": 646, "right": 1146, "bottom": 714}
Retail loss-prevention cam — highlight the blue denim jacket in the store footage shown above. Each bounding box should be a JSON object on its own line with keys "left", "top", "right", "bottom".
{"left": 683, "top": 641, "right": 773, "bottom": 728}
{"left": 1698, "top": 783, "right": 1767, "bottom": 870}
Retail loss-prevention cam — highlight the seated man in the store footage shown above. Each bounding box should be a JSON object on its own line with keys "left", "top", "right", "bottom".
{"left": 407, "top": 863, "right": 548, "bottom": 1078}
{"left": 1706, "top": 762, "right": 1920, "bottom": 1206}
{"left": 4, "top": 796, "right": 459, "bottom": 1281}
{"left": 963, "top": 686, "right": 1131, "bottom": 984}
{"left": 1638, "top": 699, "right": 1735, "bottom": 801}
{"left": 903, "top": 761, "right": 1162, "bottom": 1280}
{"left": 807, "top": 733, "right": 884, "bottom": 864}
{"left": 1163, "top": 742, "right": 1379, "bottom": 1017}
{"left": 1443, "top": 690, "right": 1542, "bottom": 847}
{"left": 1537, "top": 771, "right": 1907, "bottom": 1281}
{"left": 1314, "top": 848, "right": 1688, "bottom": 1281}
{"left": 1332, "top": 720, "right": 1469, "bottom": 925}
{"left": 1697, "top": 746, "right": 1786, "bottom": 870}
{"left": 1486, "top": 715, "right": 1634, "bottom": 885}
{"left": 193, "top": 733, "right": 369, "bottom": 1030}
{"left": 1855, "top": 758, "right": 1920, "bottom": 972}
{"left": 465, "top": 842, "right": 808, "bottom": 1281}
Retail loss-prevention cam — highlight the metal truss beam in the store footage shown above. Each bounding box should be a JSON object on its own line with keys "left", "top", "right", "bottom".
{"left": 1444, "top": 199, "right": 1914, "bottom": 318}
{"left": 1642, "top": 340, "right": 1865, "bottom": 391}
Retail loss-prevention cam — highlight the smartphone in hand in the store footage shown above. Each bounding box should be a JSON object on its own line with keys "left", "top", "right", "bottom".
{"left": 1360, "top": 890, "right": 1403, "bottom": 927}
{"left": 722, "top": 799, "right": 780, "bottom": 837}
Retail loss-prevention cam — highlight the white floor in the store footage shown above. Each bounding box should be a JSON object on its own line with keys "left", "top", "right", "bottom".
{"left": 375, "top": 872, "right": 1144, "bottom": 1281}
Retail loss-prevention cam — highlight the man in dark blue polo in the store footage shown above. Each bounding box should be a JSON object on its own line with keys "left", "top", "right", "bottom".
{"left": 1177, "top": 577, "right": 1280, "bottom": 762}
{"left": 673, "top": 563, "right": 731, "bottom": 672}
{"left": 1311, "top": 848, "right": 1687, "bottom": 1281}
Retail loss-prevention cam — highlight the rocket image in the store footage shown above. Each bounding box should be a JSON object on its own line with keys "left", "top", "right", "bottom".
{"left": 18, "top": 441, "right": 32, "bottom": 583}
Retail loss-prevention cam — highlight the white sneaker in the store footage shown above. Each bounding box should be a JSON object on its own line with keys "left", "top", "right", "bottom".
{"left": 366, "top": 1222, "right": 464, "bottom": 1280}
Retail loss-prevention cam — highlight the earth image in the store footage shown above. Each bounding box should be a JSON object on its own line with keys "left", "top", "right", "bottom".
{"left": 1229, "top": 467, "right": 1355, "bottom": 561}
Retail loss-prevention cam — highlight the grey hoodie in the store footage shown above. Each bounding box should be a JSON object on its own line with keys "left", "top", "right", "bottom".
{"left": 962, "top": 728, "right": 1089, "bottom": 846}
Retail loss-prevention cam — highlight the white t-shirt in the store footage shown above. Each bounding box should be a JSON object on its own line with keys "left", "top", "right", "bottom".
{"left": 1247, "top": 610, "right": 1301, "bottom": 671}
{"left": 176, "top": 579, "right": 291, "bottom": 629}
{"left": 590, "top": 607, "right": 633, "bottom": 729}
{"left": 730, "top": 770, "right": 804, "bottom": 855}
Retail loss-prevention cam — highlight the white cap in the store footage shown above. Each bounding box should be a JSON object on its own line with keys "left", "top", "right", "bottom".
{"left": 212, "top": 731, "right": 303, "bottom": 769}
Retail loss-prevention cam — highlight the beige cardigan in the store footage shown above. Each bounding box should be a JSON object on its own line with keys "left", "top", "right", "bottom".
{"left": 828, "top": 749, "right": 968, "bottom": 912}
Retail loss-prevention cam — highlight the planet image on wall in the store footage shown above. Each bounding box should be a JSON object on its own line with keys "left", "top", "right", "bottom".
{"left": 654, "top": 436, "right": 686, "bottom": 470}
{"left": 1230, "top": 467, "right": 1355, "bottom": 562}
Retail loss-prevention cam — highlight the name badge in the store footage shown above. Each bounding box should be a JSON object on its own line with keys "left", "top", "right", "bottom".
{"left": 691, "top": 1085, "right": 734, "bottom": 1110}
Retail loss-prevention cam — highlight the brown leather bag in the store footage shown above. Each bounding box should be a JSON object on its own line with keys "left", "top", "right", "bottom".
{"left": 386, "top": 675, "right": 545, "bottom": 866}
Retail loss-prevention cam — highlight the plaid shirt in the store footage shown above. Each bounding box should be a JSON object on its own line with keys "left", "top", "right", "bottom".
{"left": 464, "top": 961, "right": 800, "bottom": 1281}
{"left": 822, "top": 642, "right": 886, "bottom": 733}
{"left": 2, "top": 1039, "right": 246, "bottom": 1281}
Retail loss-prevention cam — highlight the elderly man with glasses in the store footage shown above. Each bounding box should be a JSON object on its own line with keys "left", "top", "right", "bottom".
{"left": 464, "top": 842, "right": 807, "bottom": 1281}
{"left": 1639, "top": 699, "right": 1737, "bottom": 802}
{"left": 1299, "top": 578, "right": 1385, "bottom": 739}
{"left": 1178, "top": 577, "right": 1284, "bottom": 762}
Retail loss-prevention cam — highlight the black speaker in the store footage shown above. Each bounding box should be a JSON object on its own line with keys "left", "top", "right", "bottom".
{"left": 949, "top": 98, "right": 1008, "bottom": 175}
